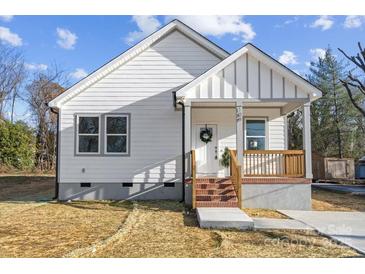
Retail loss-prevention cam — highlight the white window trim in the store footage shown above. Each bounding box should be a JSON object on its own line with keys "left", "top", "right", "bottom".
{"left": 244, "top": 118, "right": 268, "bottom": 150}
{"left": 104, "top": 114, "right": 129, "bottom": 155}
{"left": 76, "top": 114, "right": 101, "bottom": 155}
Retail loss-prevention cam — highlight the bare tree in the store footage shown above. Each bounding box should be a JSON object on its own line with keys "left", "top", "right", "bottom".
{"left": 26, "top": 68, "right": 66, "bottom": 170}
{"left": 0, "top": 45, "right": 26, "bottom": 121}
{"left": 338, "top": 42, "right": 365, "bottom": 117}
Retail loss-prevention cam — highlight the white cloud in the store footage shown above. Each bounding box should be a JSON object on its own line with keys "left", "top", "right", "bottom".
{"left": 124, "top": 16, "right": 161, "bottom": 45}
{"left": 25, "top": 63, "right": 48, "bottom": 71}
{"left": 56, "top": 27, "right": 77, "bottom": 49}
{"left": 310, "top": 16, "right": 334, "bottom": 31}
{"left": 166, "top": 15, "right": 256, "bottom": 42}
{"left": 305, "top": 61, "right": 311, "bottom": 67}
{"left": 70, "top": 68, "right": 87, "bottom": 80}
{"left": 0, "top": 26, "right": 22, "bottom": 46}
{"left": 310, "top": 48, "right": 326, "bottom": 60}
{"left": 278, "top": 51, "right": 298, "bottom": 65}
{"left": 275, "top": 16, "right": 299, "bottom": 28}
{"left": 284, "top": 16, "right": 299, "bottom": 25}
{"left": 344, "top": 16, "right": 365, "bottom": 29}
{"left": 0, "top": 15, "right": 13, "bottom": 22}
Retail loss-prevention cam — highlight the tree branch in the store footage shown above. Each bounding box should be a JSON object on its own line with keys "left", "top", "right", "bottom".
{"left": 340, "top": 79, "right": 365, "bottom": 116}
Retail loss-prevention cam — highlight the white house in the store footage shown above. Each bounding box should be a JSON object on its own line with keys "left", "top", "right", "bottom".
{"left": 48, "top": 20, "right": 322, "bottom": 210}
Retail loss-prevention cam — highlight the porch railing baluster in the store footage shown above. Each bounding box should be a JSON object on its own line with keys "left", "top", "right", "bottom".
{"left": 242, "top": 150, "right": 305, "bottom": 177}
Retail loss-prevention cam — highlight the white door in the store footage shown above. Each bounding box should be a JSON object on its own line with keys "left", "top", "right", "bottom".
{"left": 193, "top": 124, "right": 219, "bottom": 177}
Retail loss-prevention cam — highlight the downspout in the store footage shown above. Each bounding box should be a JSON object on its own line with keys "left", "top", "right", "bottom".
{"left": 177, "top": 100, "right": 185, "bottom": 203}
{"left": 48, "top": 104, "right": 59, "bottom": 200}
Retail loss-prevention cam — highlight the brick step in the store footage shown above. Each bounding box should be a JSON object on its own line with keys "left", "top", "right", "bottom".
{"left": 196, "top": 201, "right": 238, "bottom": 208}
{"left": 196, "top": 189, "right": 236, "bottom": 195}
{"left": 196, "top": 183, "right": 234, "bottom": 189}
{"left": 197, "top": 179, "right": 232, "bottom": 183}
{"left": 196, "top": 195, "right": 238, "bottom": 202}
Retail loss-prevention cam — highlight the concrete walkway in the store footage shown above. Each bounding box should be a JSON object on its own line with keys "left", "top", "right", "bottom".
{"left": 253, "top": 217, "right": 313, "bottom": 230}
{"left": 197, "top": 208, "right": 254, "bottom": 230}
{"left": 279, "top": 210, "right": 365, "bottom": 254}
{"left": 312, "top": 183, "right": 365, "bottom": 195}
{"left": 197, "top": 208, "right": 314, "bottom": 231}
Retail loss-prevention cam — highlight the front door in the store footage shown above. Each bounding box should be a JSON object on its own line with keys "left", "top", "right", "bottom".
{"left": 193, "top": 124, "right": 219, "bottom": 177}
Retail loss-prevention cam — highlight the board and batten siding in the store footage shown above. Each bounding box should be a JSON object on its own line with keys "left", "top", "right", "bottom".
{"left": 185, "top": 53, "right": 309, "bottom": 100}
{"left": 59, "top": 30, "right": 221, "bottom": 183}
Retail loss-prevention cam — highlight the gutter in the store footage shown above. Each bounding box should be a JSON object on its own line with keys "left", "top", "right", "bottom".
{"left": 47, "top": 104, "right": 59, "bottom": 200}
{"left": 176, "top": 100, "right": 185, "bottom": 203}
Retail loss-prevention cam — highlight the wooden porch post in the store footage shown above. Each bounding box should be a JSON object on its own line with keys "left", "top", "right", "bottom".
{"left": 184, "top": 103, "right": 192, "bottom": 177}
{"left": 302, "top": 102, "right": 313, "bottom": 179}
{"left": 236, "top": 101, "right": 244, "bottom": 167}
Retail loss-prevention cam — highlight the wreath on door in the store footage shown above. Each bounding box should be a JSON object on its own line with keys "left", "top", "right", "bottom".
{"left": 200, "top": 125, "right": 213, "bottom": 143}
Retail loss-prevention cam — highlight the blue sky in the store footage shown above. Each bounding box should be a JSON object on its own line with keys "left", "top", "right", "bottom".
{"left": 0, "top": 15, "right": 364, "bottom": 122}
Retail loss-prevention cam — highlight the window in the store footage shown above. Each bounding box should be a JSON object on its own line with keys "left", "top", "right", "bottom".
{"left": 245, "top": 119, "right": 266, "bottom": 150}
{"left": 105, "top": 115, "right": 129, "bottom": 154}
{"left": 77, "top": 115, "right": 100, "bottom": 154}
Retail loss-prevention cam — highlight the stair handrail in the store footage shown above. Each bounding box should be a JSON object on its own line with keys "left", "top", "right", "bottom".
{"left": 229, "top": 149, "right": 242, "bottom": 208}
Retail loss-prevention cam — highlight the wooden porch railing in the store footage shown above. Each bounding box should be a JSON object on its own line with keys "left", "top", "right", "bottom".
{"left": 243, "top": 150, "right": 305, "bottom": 177}
{"left": 191, "top": 150, "right": 197, "bottom": 209}
{"left": 229, "top": 149, "right": 242, "bottom": 208}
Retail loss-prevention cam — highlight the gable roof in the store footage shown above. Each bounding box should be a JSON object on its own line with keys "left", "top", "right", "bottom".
{"left": 48, "top": 19, "right": 229, "bottom": 108}
{"left": 176, "top": 43, "right": 323, "bottom": 100}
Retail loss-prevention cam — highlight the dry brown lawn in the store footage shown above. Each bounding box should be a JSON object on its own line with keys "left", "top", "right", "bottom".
{"left": 312, "top": 188, "right": 365, "bottom": 211}
{"left": 0, "top": 176, "right": 361, "bottom": 258}
{"left": 79, "top": 201, "right": 358, "bottom": 258}
{"left": 0, "top": 201, "right": 132, "bottom": 257}
{"left": 0, "top": 199, "right": 358, "bottom": 258}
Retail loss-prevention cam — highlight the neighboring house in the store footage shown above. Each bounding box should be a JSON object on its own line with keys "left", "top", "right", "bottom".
{"left": 48, "top": 20, "right": 322, "bottom": 210}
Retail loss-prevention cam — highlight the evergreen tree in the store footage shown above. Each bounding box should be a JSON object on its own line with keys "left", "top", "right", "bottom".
{"left": 308, "top": 47, "right": 364, "bottom": 158}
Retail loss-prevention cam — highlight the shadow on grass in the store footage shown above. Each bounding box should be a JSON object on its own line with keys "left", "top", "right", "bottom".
{"left": 0, "top": 175, "right": 55, "bottom": 202}
{"left": 0, "top": 176, "right": 55, "bottom": 185}
{"left": 58, "top": 200, "right": 134, "bottom": 212}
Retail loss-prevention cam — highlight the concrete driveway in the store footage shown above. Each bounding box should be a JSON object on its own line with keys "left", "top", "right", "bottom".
{"left": 279, "top": 210, "right": 365, "bottom": 255}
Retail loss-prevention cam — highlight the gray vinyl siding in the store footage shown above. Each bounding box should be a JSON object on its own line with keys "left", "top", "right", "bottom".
{"left": 59, "top": 30, "right": 221, "bottom": 183}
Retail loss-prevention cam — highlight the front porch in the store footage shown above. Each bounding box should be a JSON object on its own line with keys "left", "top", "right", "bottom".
{"left": 174, "top": 44, "right": 320, "bottom": 210}
{"left": 182, "top": 102, "right": 313, "bottom": 210}
{"left": 186, "top": 149, "right": 311, "bottom": 209}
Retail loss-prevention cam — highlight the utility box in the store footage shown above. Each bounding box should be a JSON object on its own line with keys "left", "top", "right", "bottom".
{"left": 313, "top": 153, "right": 355, "bottom": 180}
{"left": 356, "top": 157, "right": 365, "bottom": 179}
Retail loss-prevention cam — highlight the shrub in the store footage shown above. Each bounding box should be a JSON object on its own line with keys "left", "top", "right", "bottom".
{"left": 0, "top": 119, "right": 36, "bottom": 170}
